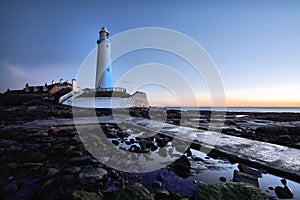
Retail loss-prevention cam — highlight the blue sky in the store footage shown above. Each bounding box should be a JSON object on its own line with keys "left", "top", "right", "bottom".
{"left": 1, "top": 0, "right": 300, "bottom": 106}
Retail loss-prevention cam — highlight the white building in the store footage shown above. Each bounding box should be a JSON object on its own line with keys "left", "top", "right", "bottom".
{"left": 59, "top": 27, "right": 148, "bottom": 108}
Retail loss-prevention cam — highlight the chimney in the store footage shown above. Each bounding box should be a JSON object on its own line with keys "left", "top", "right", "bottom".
{"left": 43, "top": 83, "right": 48, "bottom": 92}
{"left": 60, "top": 79, "right": 63, "bottom": 84}
{"left": 72, "top": 79, "right": 78, "bottom": 92}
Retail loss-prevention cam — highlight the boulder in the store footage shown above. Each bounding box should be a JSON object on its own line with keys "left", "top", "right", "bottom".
{"left": 174, "top": 155, "right": 191, "bottom": 178}
{"left": 275, "top": 186, "right": 294, "bottom": 199}
{"left": 192, "top": 182, "right": 270, "bottom": 200}
{"left": 78, "top": 168, "right": 107, "bottom": 185}
{"left": 107, "top": 183, "right": 154, "bottom": 200}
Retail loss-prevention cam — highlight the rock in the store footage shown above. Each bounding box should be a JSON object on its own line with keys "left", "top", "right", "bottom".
{"left": 112, "top": 140, "right": 119, "bottom": 146}
{"left": 280, "top": 178, "right": 287, "bottom": 186}
{"left": 233, "top": 170, "right": 259, "bottom": 187}
{"left": 69, "top": 156, "right": 89, "bottom": 165}
{"left": 68, "top": 151, "right": 83, "bottom": 157}
{"left": 238, "top": 164, "right": 262, "bottom": 177}
{"left": 186, "top": 148, "right": 192, "bottom": 157}
{"left": 139, "top": 139, "right": 147, "bottom": 150}
{"left": 151, "top": 145, "right": 158, "bottom": 151}
{"left": 72, "top": 190, "right": 102, "bottom": 200}
{"left": 155, "top": 188, "right": 169, "bottom": 199}
{"left": 278, "top": 135, "right": 291, "bottom": 140}
{"left": 174, "top": 155, "right": 191, "bottom": 178}
{"left": 275, "top": 186, "right": 294, "bottom": 199}
{"left": 192, "top": 182, "right": 270, "bottom": 200}
{"left": 219, "top": 176, "right": 226, "bottom": 182}
{"left": 41, "top": 176, "right": 57, "bottom": 190}
{"left": 193, "top": 180, "right": 198, "bottom": 184}
{"left": 152, "top": 181, "right": 162, "bottom": 189}
{"left": 129, "top": 145, "right": 145, "bottom": 153}
{"left": 107, "top": 183, "right": 154, "bottom": 200}
{"left": 156, "top": 138, "right": 169, "bottom": 148}
{"left": 292, "top": 142, "right": 300, "bottom": 148}
{"left": 158, "top": 148, "right": 168, "bottom": 157}
{"left": 157, "top": 173, "right": 164, "bottom": 181}
{"left": 110, "top": 169, "right": 120, "bottom": 179}
{"left": 64, "top": 166, "right": 81, "bottom": 174}
{"left": 175, "top": 145, "right": 187, "bottom": 153}
{"left": 130, "top": 138, "right": 135, "bottom": 144}
{"left": 78, "top": 168, "right": 107, "bottom": 185}
{"left": 46, "top": 168, "right": 60, "bottom": 178}
{"left": 170, "top": 192, "right": 182, "bottom": 199}
{"left": 268, "top": 186, "right": 274, "bottom": 190}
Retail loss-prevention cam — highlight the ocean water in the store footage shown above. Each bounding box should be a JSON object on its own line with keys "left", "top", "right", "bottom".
{"left": 165, "top": 106, "right": 300, "bottom": 113}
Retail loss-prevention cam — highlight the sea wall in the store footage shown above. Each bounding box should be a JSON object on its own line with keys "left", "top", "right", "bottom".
{"left": 61, "top": 91, "right": 148, "bottom": 108}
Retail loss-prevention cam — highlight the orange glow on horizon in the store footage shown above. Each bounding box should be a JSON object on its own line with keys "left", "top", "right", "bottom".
{"left": 149, "top": 98, "right": 300, "bottom": 107}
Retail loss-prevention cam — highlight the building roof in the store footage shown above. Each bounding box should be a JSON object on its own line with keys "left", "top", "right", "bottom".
{"left": 3, "top": 81, "right": 72, "bottom": 96}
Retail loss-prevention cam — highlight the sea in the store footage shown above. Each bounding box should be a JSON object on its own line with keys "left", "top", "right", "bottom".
{"left": 165, "top": 106, "right": 300, "bottom": 113}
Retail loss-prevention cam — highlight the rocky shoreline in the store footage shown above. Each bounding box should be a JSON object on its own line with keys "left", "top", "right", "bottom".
{"left": 0, "top": 97, "right": 299, "bottom": 199}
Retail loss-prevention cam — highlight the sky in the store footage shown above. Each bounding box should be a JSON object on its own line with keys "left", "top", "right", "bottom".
{"left": 0, "top": 0, "right": 300, "bottom": 106}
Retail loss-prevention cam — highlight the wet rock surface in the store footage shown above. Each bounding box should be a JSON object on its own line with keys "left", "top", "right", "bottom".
{"left": 0, "top": 99, "right": 300, "bottom": 199}
{"left": 192, "top": 182, "right": 270, "bottom": 200}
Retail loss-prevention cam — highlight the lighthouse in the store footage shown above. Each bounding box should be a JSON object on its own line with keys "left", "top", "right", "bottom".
{"left": 59, "top": 26, "right": 148, "bottom": 108}
{"left": 95, "top": 27, "right": 113, "bottom": 89}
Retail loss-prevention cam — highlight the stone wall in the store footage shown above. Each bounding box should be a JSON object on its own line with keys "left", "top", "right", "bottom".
{"left": 62, "top": 91, "right": 148, "bottom": 108}
{"left": 121, "top": 91, "right": 148, "bottom": 108}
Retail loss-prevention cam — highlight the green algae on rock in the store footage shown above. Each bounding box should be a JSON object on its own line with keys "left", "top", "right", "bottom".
{"left": 107, "top": 183, "right": 154, "bottom": 200}
{"left": 192, "top": 182, "right": 270, "bottom": 200}
{"left": 72, "top": 190, "right": 102, "bottom": 200}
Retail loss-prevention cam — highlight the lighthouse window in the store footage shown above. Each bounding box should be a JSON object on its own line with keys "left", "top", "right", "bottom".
{"left": 107, "top": 45, "right": 109, "bottom": 48}
{"left": 107, "top": 68, "right": 110, "bottom": 72}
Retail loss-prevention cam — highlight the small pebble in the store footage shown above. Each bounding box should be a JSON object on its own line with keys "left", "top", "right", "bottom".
{"left": 268, "top": 186, "right": 274, "bottom": 190}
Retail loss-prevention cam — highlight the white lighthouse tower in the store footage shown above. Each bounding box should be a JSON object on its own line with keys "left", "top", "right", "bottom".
{"left": 95, "top": 27, "right": 113, "bottom": 89}
{"left": 59, "top": 26, "right": 148, "bottom": 108}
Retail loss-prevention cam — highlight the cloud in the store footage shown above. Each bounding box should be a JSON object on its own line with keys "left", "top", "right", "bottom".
{"left": 3, "top": 62, "right": 29, "bottom": 78}
{"left": 0, "top": 61, "right": 76, "bottom": 92}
